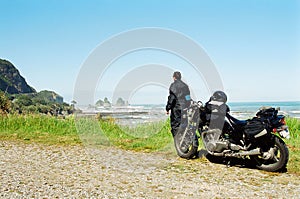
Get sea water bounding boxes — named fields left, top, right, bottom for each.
left=130, top=101, right=300, bottom=124
left=92, top=101, right=300, bottom=126
left=228, top=101, right=300, bottom=119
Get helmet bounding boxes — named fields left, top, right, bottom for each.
left=211, top=91, right=227, bottom=103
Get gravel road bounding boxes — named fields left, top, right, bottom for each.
left=1, top=141, right=299, bottom=198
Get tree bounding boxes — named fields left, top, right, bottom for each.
left=0, top=91, right=10, bottom=114
left=24, top=105, right=38, bottom=113
left=37, top=104, right=49, bottom=114
left=14, top=94, right=32, bottom=107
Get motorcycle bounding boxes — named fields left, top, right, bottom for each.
left=174, top=94, right=290, bottom=172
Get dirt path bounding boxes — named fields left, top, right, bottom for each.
left=1, top=141, right=299, bottom=198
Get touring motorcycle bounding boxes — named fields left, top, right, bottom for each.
left=174, top=91, right=290, bottom=172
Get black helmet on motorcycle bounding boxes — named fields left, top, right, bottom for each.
left=211, top=91, right=227, bottom=103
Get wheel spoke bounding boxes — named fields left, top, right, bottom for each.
left=273, top=156, right=279, bottom=162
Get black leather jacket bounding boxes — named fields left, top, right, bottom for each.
left=166, top=79, right=191, bottom=112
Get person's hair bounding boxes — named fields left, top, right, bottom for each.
left=173, top=71, right=181, bottom=80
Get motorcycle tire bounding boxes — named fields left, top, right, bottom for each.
left=174, top=132, right=198, bottom=159
left=251, top=136, right=289, bottom=172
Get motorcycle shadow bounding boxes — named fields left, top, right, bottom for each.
left=196, top=149, right=288, bottom=173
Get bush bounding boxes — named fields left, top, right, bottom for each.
left=0, top=91, right=10, bottom=114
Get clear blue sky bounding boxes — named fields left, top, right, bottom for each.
left=1, top=0, right=299, bottom=104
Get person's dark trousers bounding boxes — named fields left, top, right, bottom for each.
left=170, top=108, right=181, bottom=137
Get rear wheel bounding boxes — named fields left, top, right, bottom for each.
left=251, top=136, right=289, bottom=172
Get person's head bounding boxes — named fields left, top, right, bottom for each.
left=173, top=71, right=181, bottom=80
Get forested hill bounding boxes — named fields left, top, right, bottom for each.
left=0, top=59, right=36, bottom=94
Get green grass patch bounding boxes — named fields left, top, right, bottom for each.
left=62, top=115, right=173, bottom=151
left=0, top=114, right=81, bottom=145
left=80, top=118, right=173, bottom=152
left=286, top=117, right=300, bottom=175
left=0, top=114, right=173, bottom=151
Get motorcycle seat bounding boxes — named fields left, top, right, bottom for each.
left=227, top=114, right=247, bottom=126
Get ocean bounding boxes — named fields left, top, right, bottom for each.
left=84, top=101, right=300, bottom=126
left=128, top=101, right=300, bottom=125
left=228, top=101, right=300, bottom=119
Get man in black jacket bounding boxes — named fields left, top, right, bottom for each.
left=166, top=71, right=191, bottom=137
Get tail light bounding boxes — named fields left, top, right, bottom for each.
left=272, top=118, right=287, bottom=133
left=280, top=118, right=286, bottom=125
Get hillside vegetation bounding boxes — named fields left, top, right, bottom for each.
left=0, top=59, right=74, bottom=115
left=0, top=59, right=35, bottom=94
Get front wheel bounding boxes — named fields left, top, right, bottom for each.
left=251, top=136, right=289, bottom=172
left=174, top=130, right=198, bottom=159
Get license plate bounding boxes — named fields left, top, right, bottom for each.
left=279, top=129, right=290, bottom=139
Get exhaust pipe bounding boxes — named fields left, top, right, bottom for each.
left=208, top=148, right=261, bottom=157
left=226, top=148, right=261, bottom=157
left=209, top=150, right=230, bottom=156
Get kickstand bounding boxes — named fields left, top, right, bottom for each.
left=226, top=159, right=231, bottom=168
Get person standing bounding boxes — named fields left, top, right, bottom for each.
left=166, top=71, right=191, bottom=137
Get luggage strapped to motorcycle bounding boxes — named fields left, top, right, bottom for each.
left=244, top=117, right=266, bottom=139
left=256, top=107, right=278, bottom=118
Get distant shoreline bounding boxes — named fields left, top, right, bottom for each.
left=77, top=101, right=300, bottom=123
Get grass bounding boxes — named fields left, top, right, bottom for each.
left=0, top=114, right=299, bottom=174
left=285, top=117, right=300, bottom=174
left=76, top=117, right=173, bottom=152
left=0, top=114, right=173, bottom=150
left=0, top=114, right=80, bottom=145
